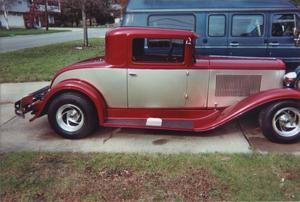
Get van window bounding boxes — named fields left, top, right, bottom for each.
left=132, top=38, right=185, bottom=63
left=209, top=15, right=226, bottom=37
left=148, top=15, right=195, bottom=31
left=232, top=15, right=264, bottom=37
left=272, top=14, right=295, bottom=37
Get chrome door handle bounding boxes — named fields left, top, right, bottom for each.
left=229, top=42, right=239, bottom=47
left=129, top=72, right=137, bottom=76
left=268, top=42, right=279, bottom=46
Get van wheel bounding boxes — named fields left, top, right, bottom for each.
left=294, top=76, right=300, bottom=89
left=48, top=92, right=98, bottom=139
left=259, top=101, right=300, bottom=144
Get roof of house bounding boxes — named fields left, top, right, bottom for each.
left=126, top=0, right=299, bottom=11
left=4, top=0, right=29, bottom=13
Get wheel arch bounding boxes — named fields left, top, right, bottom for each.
left=201, top=88, right=300, bottom=131
left=35, top=79, right=107, bottom=125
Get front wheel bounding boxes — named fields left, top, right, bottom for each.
left=48, top=92, right=98, bottom=139
left=259, top=101, right=300, bottom=144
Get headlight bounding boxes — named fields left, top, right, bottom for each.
left=283, top=72, right=297, bottom=88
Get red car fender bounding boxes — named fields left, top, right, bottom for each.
left=33, top=79, right=107, bottom=125
left=196, top=88, right=300, bottom=131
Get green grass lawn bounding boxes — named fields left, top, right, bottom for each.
left=0, top=38, right=104, bottom=83
left=0, top=152, right=299, bottom=201
left=0, top=28, right=70, bottom=37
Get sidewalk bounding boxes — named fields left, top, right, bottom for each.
left=0, top=82, right=251, bottom=153
left=1, top=82, right=299, bottom=154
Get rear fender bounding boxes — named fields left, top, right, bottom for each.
left=196, top=88, right=300, bottom=131
left=34, top=79, right=107, bottom=125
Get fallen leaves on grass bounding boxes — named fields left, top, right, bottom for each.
left=55, top=166, right=226, bottom=201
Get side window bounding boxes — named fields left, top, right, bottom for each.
left=148, top=15, right=195, bottom=31
left=132, top=38, right=185, bottom=63
left=272, top=14, right=295, bottom=37
left=208, top=15, right=226, bottom=37
left=232, top=15, right=264, bottom=37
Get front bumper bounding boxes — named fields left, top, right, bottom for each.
left=15, top=86, right=50, bottom=117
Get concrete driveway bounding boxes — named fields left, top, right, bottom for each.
left=0, top=82, right=299, bottom=154
left=0, top=28, right=109, bottom=53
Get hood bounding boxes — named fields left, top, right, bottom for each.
left=197, top=56, right=286, bottom=70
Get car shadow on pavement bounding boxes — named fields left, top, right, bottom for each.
left=239, top=111, right=300, bottom=153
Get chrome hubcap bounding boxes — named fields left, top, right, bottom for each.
left=272, top=107, right=300, bottom=137
left=56, top=104, right=84, bottom=132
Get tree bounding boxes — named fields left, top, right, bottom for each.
left=0, top=0, right=17, bottom=30
left=60, top=0, right=109, bottom=47
left=44, top=0, right=49, bottom=31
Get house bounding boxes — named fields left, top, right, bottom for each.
left=110, top=0, right=128, bottom=24
left=0, top=0, right=61, bottom=29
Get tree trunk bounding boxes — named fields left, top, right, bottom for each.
left=45, top=0, right=49, bottom=31
left=81, top=2, right=88, bottom=47
left=2, top=4, right=10, bottom=30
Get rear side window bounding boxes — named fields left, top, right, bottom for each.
left=208, top=15, right=226, bottom=37
left=148, top=15, right=195, bottom=31
left=232, top=15, right=264, bottom=37
left=132, top=38, right=185, bottom=63
left=272, top=14, right=295, bottom=37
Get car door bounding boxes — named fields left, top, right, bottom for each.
left=200, top=13, right=228, bottom=56
left=267, top=13, right=300, bottom=62
left=128, top=38, right=187, bottom=108
left=228, top=13, right=268, bottom=57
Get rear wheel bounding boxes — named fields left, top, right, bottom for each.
left=48, top=92, right=98, bottom=139
left=259, top=101, right=300, bottom=144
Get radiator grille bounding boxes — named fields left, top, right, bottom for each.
left=215, top=75, right=262, bottom=97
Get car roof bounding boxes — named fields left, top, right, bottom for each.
left=126, top=0, right=299, bottom=11
left=106, top=27, right=199, bottom=39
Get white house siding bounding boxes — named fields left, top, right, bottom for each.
left=0, top=13, right=25, bottom=28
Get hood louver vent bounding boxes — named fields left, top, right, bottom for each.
left=215, top=75, right=262, bottom=97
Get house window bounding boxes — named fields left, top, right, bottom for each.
left=132, top=38, right=185, bottom=63
left=148, top=15, right=195, bottom=31
left=208, top=15, right=226, bottom=37
left=232, top=15, right=264, bottom=37
left=272, top=14, right=295, bottom=37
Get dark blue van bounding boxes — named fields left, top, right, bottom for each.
left=122, top=0, right=300, bottom=71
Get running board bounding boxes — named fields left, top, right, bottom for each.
left=103, top=118, right=194, bottom=131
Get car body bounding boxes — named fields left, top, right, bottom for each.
left=15, top=27, right=300, bottom=143
left=122, top=0, right=300, bottom=71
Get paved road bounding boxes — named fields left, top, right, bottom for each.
left=0, top=28, right=109, bottom=53
left=1, top=82, right=299, bottom=154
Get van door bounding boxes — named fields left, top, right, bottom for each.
left=228, top=14, right=268, bottom=57
left=267, top=13, right=300, bottom=65
left=200, top=13, right=228, bottom=56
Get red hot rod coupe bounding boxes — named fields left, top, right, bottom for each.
left=15, top=27, right=300, bottom=143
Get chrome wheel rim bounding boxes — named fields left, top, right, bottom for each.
left=272, top=107, right=300, bottom=138
left=56, top=104, right=84, bottom=133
